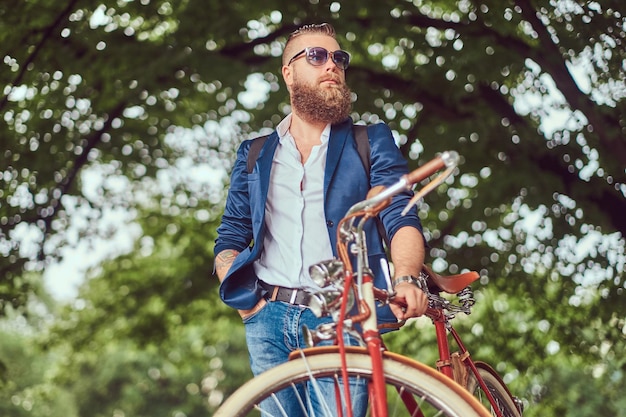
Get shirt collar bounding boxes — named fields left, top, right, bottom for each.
left=277, top=113, right=331, bottom=145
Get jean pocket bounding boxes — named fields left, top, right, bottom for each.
left=241, top=299, right=268, bottom=323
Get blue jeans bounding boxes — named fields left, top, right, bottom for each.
left=243, top=300, right=368, bottom=416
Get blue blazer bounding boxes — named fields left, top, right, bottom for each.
left=214, top=118, right=422, bottom=325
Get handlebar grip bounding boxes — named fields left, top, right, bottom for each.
left=403, top=151, right=459, bottom=185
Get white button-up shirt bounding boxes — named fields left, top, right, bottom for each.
left=253, top=114, right=334, bottom=290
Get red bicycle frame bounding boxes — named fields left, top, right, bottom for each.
left=429, top=308, right=506, bottom=417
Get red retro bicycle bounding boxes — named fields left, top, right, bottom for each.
left=214, top=151, right=523, bottom=417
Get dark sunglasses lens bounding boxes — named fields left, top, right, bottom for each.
left=305, top=47, right=350, bottom=69
left=332, top=51, right=350, bottom=69
left=306, top=47, right=329, bottom=65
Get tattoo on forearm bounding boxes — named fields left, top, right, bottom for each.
left=216, top=250, right=238, bottom=272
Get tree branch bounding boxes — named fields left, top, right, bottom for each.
left=37, top=100, right=129, bottom=261
left=0, top=0, right=81, bottom=113
left=515, top=0, right=626, bottom=183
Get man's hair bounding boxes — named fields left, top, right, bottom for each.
left=282, top=23, right=337, bottom=66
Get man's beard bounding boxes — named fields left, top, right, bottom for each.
left=291, top=75, right=352, bottom=125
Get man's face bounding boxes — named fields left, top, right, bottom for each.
left=283, top=34, right=352, bottom=124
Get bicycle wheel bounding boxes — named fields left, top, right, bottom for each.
left=466, top=362, right=522, bottom=417
left=214, top=348, right=491, bottom=417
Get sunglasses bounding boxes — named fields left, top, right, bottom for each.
left=288, top=46, right=351, bottom=70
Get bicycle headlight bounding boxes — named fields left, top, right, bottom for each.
left=309, top=259, right=345, bottom=287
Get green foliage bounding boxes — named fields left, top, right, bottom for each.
left=0, top=325, right=78, bottom=417
left=1, top=0, right=624, bottom=415
left=43, top=205, right=252, bottom=416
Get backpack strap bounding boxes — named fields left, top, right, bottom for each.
left=353, top=124, right=371, bottom=179
left=246, top=134, right=270, bottom=174
left=353, top=124, right=391, bottom=249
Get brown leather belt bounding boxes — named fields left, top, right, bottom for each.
left=260, top=282, right=311, bottom=306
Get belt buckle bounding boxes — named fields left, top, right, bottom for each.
left=289, top=289, right=298, bottom=304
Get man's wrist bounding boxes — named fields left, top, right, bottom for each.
left=392, top=274, right=427, bottom=291
left=392, top=275, right=418, bottom=288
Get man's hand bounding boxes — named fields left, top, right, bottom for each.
left=390, top=282, right=428, bottom=320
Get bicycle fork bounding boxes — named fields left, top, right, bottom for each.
left=361, top=275, right=388, bottom=417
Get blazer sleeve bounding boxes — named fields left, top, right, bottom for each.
left=214, top=140, right=254, bottom=255
left=367, top=123, right=422, bottom=241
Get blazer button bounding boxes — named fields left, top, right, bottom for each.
left=326, top=220, right=334, bottom=227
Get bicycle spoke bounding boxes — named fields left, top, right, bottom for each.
left=467, top=364, right=521, bottom=417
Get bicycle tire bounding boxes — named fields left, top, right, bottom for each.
left=466, top=362, right=522, bottom=417
left=214, top=348, right=492, bottom=417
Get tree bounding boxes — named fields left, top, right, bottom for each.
left=1, top=0, right=624, bottom=414
left=42, top=203, right=252, bottom=416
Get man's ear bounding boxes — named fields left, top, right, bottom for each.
left=282, top=65, right=293, bottom=90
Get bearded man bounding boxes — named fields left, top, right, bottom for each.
left=214, top=23, right=427, bottom=416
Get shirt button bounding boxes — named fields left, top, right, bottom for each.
left=326, top=220, right=334, bottom=227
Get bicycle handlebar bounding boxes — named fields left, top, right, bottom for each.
left=309, top=150, right=466, bottom=336
left=403, top=150, right=459, bottom=185
left=343, top=150, right=460, bottom=220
